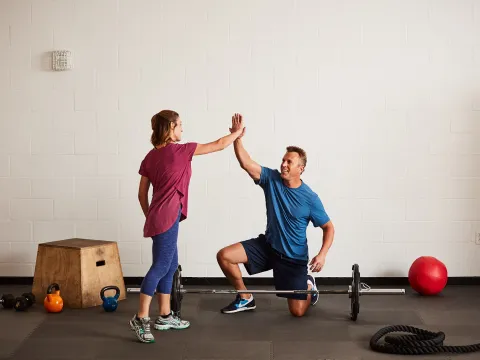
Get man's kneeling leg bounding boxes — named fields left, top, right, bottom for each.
left=288, top=299, right=310, bottom=317
left=272, top=250, right=319, bottom=317
left=287, top=280, right=313, bottom=317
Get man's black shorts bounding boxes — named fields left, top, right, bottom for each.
left=241, top=234, right=308, bottom=300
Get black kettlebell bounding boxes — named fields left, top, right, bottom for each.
left=100, top=286, right=120, bottom=312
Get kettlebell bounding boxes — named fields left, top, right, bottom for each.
left=100, top=285, right=120, bottom=312
left=44, top=283, right=64, bottom=313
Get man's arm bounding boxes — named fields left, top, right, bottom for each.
left=138, top=176, right=151, bottom=217
left=233, top=138, right=262, bottom=181
left=309, top=220, right=335, bottom=272
left=318, top=220, right=335, bottom=257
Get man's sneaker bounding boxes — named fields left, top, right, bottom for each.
left=154, top=312, right=190, bottom=330
left=307, top=274, right=319, bottom=306
left=129, top=314, right=155, bottom=343
left=221, top=294, right=256, bottom=314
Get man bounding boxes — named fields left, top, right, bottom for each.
left=216, top=113, right=335, bottom=317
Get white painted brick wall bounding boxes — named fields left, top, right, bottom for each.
left=33, top=220, right=74, bottom=244
left=0, top=0, right=480, bottom=278
left=31, top=178, right=74, bottom=199
left=10, top=242, right=37, bottom=264
left=75, top=221, right=119, bottom=242
left=74, top=131, right=118, bottom=155
left=117, top=242, right=142, bottom=264
left=0, top=243, right=10, bottom=263
left=0, top=221, right=32, bottom=243
left=54, top=198, right=97, bottom=220
left=10, top=155, right=98, bottom=177
left=11, top=199, right=54, bottom=221
left=31, top=131, right=75, bottom=155
left=75, top=178, right=119, bottom=199
left=0, top=201, right=10, bottom=221
left=0, top=156, right=9, bottom=177
left=0, top=178, right=30, bottom=199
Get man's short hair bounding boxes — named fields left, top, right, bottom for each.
left=286, top=146, right=307, bottom=168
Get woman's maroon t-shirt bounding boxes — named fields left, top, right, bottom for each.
left=138, top=142, right=198, bottom=237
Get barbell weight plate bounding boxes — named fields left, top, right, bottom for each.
left=177, top=265, right=183, bottom=304
left=350, top=264, right=360, bottom=321
left=170, top=265, right=182, bottom=317
left=1, top=294, right=15, bottom=309
left=177, top=264, right=183, bottom=304
left=22, top=292, right=36, bottom=307
left=14, top=297, right=28, bottom=311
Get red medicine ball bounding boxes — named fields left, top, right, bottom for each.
left=408, top=256, right=448, bottom=296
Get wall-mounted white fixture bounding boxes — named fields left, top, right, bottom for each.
left=52, top=50, right=73, bottom=71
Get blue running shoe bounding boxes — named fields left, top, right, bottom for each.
left=307, top=275, right=319, bottom=306
left=221, top=294, right=256, bottom=314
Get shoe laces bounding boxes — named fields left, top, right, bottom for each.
left=171, top=314, right=181, bottom=323
left=141, top=318, right=151, bottom=331
left=233, top=296, right=245, bottom=305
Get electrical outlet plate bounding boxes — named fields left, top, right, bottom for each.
left=52, top=50, right=73, bottom=71
left=476, top=232, right=480, bottom=245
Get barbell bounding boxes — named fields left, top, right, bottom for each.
left=127, top=263, right=406, bottom=321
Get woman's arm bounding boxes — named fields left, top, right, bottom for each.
left=138, top=176, right=151, bottom=217
left=193, top=127, right=244, bottom=156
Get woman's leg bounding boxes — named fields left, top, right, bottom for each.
left=136, top=231, right=176, bottom=317
left=139, top=215, right=179, bottom=308
left=154, top=244, right=189, bottom=330
left=130, top=215, right=180, bottom=343
left=156, top=244, right=178, bottom=316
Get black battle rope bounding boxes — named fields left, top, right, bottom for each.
left=370, top=325, right=480, bottom=355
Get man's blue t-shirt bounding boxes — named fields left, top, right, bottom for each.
left=254, top=166, right=330, bottom=261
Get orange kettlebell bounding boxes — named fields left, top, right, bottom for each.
left=44, top=283, right=64, bottom=313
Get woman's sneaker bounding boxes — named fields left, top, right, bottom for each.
left=307, top=274, right=319, bottom=306
left=154, top=311, right=190, bottom=330
left=129, top=314, right=155, bottom=343
left=221, top=294, right=256, bottom=314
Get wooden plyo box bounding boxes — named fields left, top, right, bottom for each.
left=32, top=238, right=127, bottom=309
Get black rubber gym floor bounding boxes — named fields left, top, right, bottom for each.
left=1, top=284, right=480, bottom=359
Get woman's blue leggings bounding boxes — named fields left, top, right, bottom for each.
left=140, top=209, right=180, bottom=297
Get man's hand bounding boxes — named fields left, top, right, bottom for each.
left=309, top=253, right=326, bottom=272
left=230, top=113, right=246, bottom=138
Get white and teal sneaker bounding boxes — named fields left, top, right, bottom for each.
left=154, top=312, right=190, bottom=330
left=307, top=274, right=319, bottom=306
left=221, top=294, right=256, bottom=314
left=129, top=314, right=155, bottom=343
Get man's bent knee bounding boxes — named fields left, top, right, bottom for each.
left=288, top=299, right=309, bottom=317
left=216, top=248, right=225, bottom=263
left=216, top=248, right=231, bottom=265
left=290, top=308, right=306, bottom=317
left=216, top=243, right=248, bottom=265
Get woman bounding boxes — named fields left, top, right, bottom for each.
left=130, top=110, right=244, bottom=343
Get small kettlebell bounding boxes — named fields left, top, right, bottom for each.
left=44, top=283, right=64, bottom=313
left=100, top=286, right=120, bottom=312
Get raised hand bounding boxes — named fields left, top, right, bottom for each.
left=229, top=113, right=246, bottom=138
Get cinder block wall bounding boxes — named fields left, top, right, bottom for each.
left=1, top=0, right=479, bottom=278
